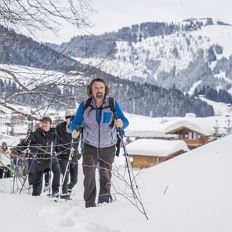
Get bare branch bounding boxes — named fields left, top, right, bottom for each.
left=0, top=0, right=93, bottom=33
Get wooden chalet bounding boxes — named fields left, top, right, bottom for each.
left=165, top=120, right=210, bottom=149
left=11, top=113, right=28, bottom=124
left=126, top=139, right=189, bottom=169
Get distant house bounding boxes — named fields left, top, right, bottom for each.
left=165, top=120, right=210, bottom=149
left=11, top=113, right=28, bottom=125
left=126, top=139, right=189, bottom=169
left=125, top=130, right=176, bottom=144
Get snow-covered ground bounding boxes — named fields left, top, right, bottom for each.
left=1, top=62, right=232, bottom=231
left=125, top=113, right=232, bottom=137
left=200, top=96, right=232, bottom=116
left=75, top=23, right=232, bottom=86
left=1, top=131, right=232, bottom=232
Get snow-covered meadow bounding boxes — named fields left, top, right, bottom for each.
left=0, top=127, right=232, bottom=232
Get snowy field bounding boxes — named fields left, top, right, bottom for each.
left=0, top=133, right=232, bottom=232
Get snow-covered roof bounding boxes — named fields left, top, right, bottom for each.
left=126, top=113, right=231, bottom=137
left=125, top=130, right=172, bottom=138
left=165, top=120, right=212, bottom=136
left=126, top=139, right=189, bottom=157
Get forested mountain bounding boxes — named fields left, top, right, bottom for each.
left=0, top=66, right=214, bottom=117
left=49, top=18, right=232, bottom=103
left=194, top=86, right=232, bottom=104
left=0, top=25, right=214, bottom=117
left=0, top=25, right=85, bottom=72
left=48, top=18, right=215, bottom=59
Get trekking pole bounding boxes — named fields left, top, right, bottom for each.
left=19, top=156, right=35, bottom=194
left=58, top=138, right=75, bottom=202
left=114, top=113, right=136, bottom=198
left=19, top=139, right=33, bottom=194
left=114, top=113, right=149, bottom=220
left=17, top=132, right=33, bottom=194
left=12, top=158, right=20, bottom=193
left=120, top=131, right=149, bottom=220
left=120, top=134, right=137, bottom=199
left=48, top=139, right=54, bottom=197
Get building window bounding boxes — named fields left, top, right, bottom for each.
left=193, top=132, right=197, bottom=140
left=188, top=132, right=193, bottom=139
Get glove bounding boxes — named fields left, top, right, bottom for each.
left=72, top=130, right=80, bottom=139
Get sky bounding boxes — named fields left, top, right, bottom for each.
left=0, top=126, right=232, bottom=232
left=35, top=0, right=232, bottom=44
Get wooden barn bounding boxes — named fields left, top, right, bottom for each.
left=165, top=120, right=210, bottom=149
left=126, top=139, right=189, bottom=169
left=11, top=113, right=28, bottom=125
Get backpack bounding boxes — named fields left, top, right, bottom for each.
left=83, top=97, right=121, bottom=156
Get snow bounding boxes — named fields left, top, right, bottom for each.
left=126, top=139, right=189, bottom=157
left=0, top=64, right=87, bottom=91
left=1, top=130, right=232, bottom=231
left=191, top=24, right=232, bottom=58
left=125, top=113, right=232, bottom=137
left=188, top=80, right=202, bottom=95
left=200, top=96, right=232, bottom=116
left=215, top=71, right=232, bottom=85
left=165, top=120, right=212, bottom=135
left=75, top=23, right=232, bottom=93
left=1, top=63, right=232, bottom=230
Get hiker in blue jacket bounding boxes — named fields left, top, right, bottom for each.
left=70, top=78, right=129, bottom=208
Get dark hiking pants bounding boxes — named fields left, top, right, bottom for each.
left=32, top=158, right=60, bottom=196
left=82, top=143, right=115, bottom=207
left=44, top=168, right=50, bottom=186
left=59, top=156, right=78, bottom=194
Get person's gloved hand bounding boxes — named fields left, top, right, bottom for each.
left=72, top=130, right=80, bottom=139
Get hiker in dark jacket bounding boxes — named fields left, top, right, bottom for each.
left=70, top=78, right=129, bottom=208
left=56, top=109, right=79, bottom=198
left=28, top=116, right=60, bottom=196
left=12, top=127, right=50, bottom=190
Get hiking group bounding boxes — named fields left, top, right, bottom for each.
left=0, top=78, right=129, bottom=208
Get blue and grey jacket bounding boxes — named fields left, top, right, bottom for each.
left=70, top=96, right=129, bottom=149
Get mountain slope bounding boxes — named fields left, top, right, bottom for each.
left=0, top=25, right=214, bottom=117
left=0, top=64, right=214, bottom=117
left=0, top=25, right=85, bottom=72
left=52, top=18, right=232, bottom=98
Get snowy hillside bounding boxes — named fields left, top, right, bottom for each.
left=0, top=64, right=87, bottom=90
left=1, top=131, right=232, bottom=232
left=199, top=96, right=232, bottom=116
left=75, top=20, right=232, bottom=94
left=0, top=63, right=215, bottom=117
